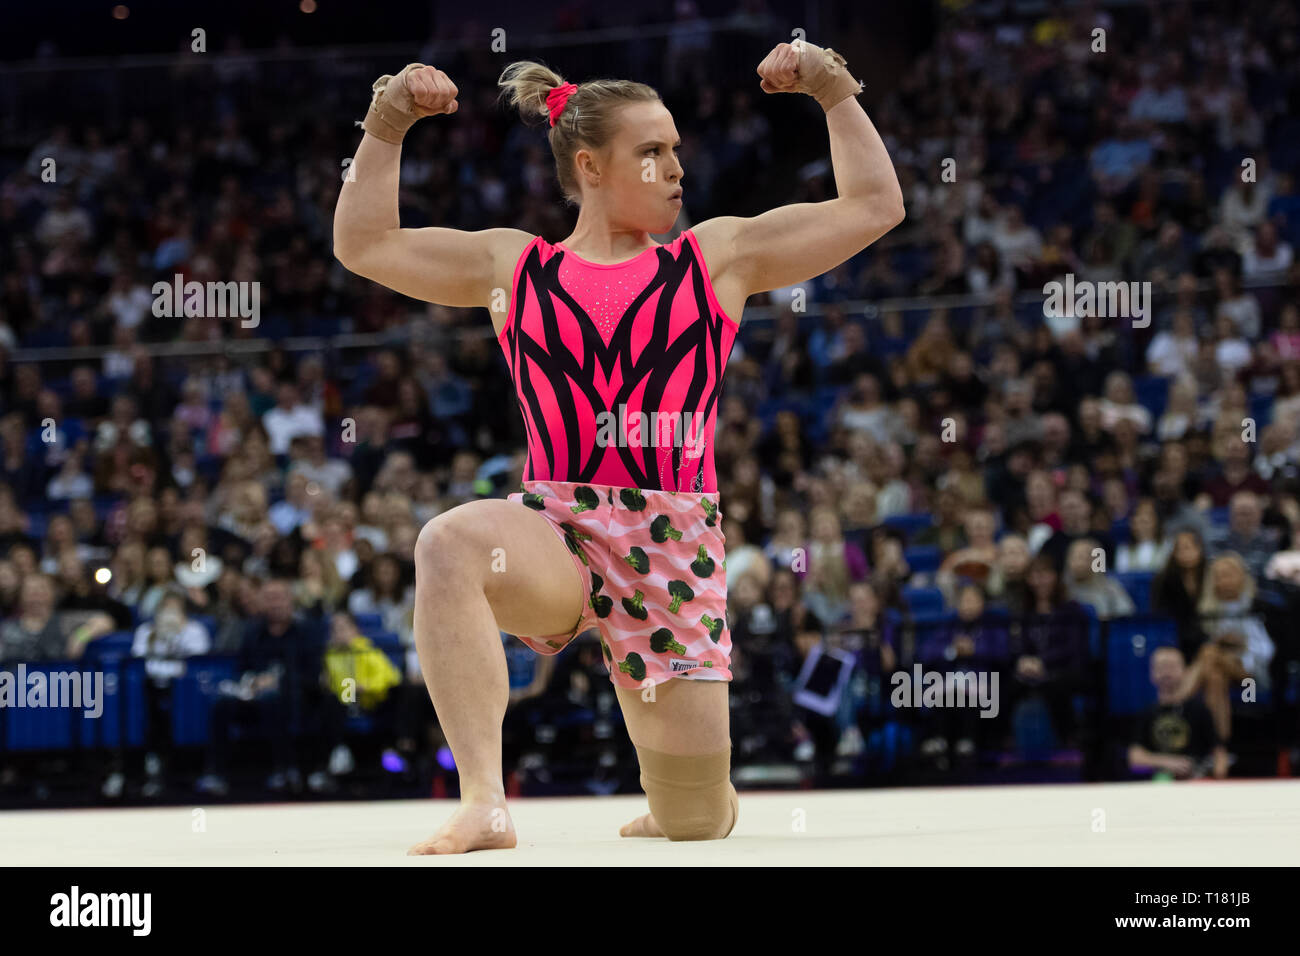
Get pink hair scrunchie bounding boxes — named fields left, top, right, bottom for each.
left=546, top=82, right=578, bottom=127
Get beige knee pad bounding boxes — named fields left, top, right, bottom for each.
left=636, top=746, right=739, bottom=841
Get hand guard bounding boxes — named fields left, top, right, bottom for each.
left=794, top=40, right=863, bottom=112
left=361, top=62, right=429, bottom=144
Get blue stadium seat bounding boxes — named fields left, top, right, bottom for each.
left=1115, top=571, right=1155, bottom=613
left=82, top=631, right=136, bottom=660
left=902, top=587, right=945, bottom=614
left=79, top=656, right=147, bottom=750
left=1106, top=615, right=1180, bottom=716
left=1134, top=375, right=1170, bottom=420
left=903, top=545, right=943, bottom=575
left=1249, top=394, right=1273, bottom=428
left=2, top=662, right=78, bottom=751
left=365, top=631, right=406, bottom=672
left=171, top=655, right=239, bottom=747
left=881, top=513, right=933, bottom=541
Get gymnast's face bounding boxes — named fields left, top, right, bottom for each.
left=593, top=100, right=684, bottom=233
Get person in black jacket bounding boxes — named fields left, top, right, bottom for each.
left=1007, top=554, right=1093, bottom=752
left=1150, top=526, right=1209, bottom=659
left=198, top=577, right=325, bottom=795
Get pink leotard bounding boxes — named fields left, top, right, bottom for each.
left=496, top=229, right=740, bottom=493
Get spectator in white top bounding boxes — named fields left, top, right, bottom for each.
left=287, top=434, right=352, bottom=497
left=1116, top=498, right=1172, bottom=573
left=269, top=471, right=316, bottom=535
left=131, top=589, right=211, bottom=682
left=1212, top=268, right=1261, bottom=340
left=837, top=374, right=893, bottom=445
left=1156, top=376, right=1200, bottom=442
left=1211, top=314, right=1253, bottom=376
left=1241, top=222, right=1294, bottom=284
left=991, top=204, right=1043, bottom=277
left=1098, top=371, right=1152, bottom=434
left=34, top=192, right=93, bottom=248
left=262, top=382, right=324, bottom=456
left=99, top=270, right=154, bottom=330
left=1218, top=178, right=1271, bottom=249
left=1146, top=308, right=1200, bottom=379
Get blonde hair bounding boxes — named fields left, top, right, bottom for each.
left=496, top=60, right=660, bottom=207
left=1198, top=551, right=1256, bottom=613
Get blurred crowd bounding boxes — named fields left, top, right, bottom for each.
left=2, top=0, right=1300, bottom=800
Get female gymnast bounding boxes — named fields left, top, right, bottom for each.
left=333, top=39, right=904, bottom=853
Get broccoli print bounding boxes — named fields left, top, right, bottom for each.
left=600, top=639, right=612, bottom=662
left=561, top=523, right=592, bottom=565
left=623, top=546, right=650, bottom=574
left=545, top=639, right=565, bottom=649
left=650, top=515, right=683, bottom=542
left=522, top=492, right=547, bottom=510
left=667, top=580, right=695, bottom=614
left=619, top=488, right=647, bottom=511
left=618, top=652, right=647, bottom=681
left=700, top=614, right=724, bottom=643
left=621, top=589, right=649, bottom=621
left=570, top=486, right=600, bottom=513
left=649, top=628, right=687, bottom=655
left=701, top=499, right=717, bottom=526
left=589, top=571, right=613, bottom=618
left=690, top=545, right=715, bottom=578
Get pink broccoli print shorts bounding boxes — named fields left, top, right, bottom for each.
left=505, top=479, right=732, bottom=689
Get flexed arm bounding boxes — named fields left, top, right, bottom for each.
left=334, top=64, right=527, bottom=308
left=698, top=41, right=905, bottom=296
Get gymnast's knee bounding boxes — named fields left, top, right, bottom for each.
left=636, top=745, right=739, bottom=842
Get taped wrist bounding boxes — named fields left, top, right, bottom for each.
left=796, top=41, right=863, bottom=112
left=362, top=63, right=427, bottom=144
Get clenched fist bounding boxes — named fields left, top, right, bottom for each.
left=756, top=41, right=802, bottom=95
left=362, top=63, right=458, bottom=144
left=756, top=39, right=863, bottom=112
left=403, top=65, right=460, bottom=117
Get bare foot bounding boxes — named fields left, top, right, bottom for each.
left=407, top=800, right=518, bottom=855
left=619, top=811, right=665, bottom=838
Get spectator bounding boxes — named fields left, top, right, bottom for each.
left=1062, top=537, right=1135, bottom=619
left=115, top=589, right=211, bottom=798
left=199, top=578, right=325, bottom=795
left=798, top=506, right=868, bottom=625
left=1008, top=555, right=1091, bottom=752
left=1240, top=222, right=1294, bottom=284
left=1116, top=497, right=1171, bottom=573
left=1146, top=310, right=1200, bottom=380
left=1152, top=526, right=1211, bottom=659
left=1128, top=646, right=1229, bottom=779
left=346, top=552, right=414, bottom=641
left=1186, top=553, right=1276, bottom=744
left=262, top=382, right=324, bottom=456
left=1207, top=491, right=1282, bottom=582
